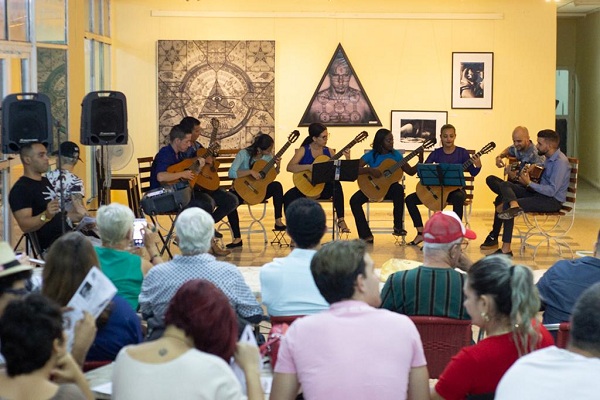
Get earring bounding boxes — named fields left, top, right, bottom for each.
left=480, top=312, right=490, bottom=322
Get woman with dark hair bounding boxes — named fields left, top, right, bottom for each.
left=113, top=279, right=262, bottom=400
left=350, top=128, right=421, bottom=242
left=431, top=256, right=554, bottom=399
left=0, top=294, right=94, bottom=400
left=284, top=123, right=351, bottom=233
left=42, top=232, right=143, bottom=363
left=226, top=133, right=286, bottom=248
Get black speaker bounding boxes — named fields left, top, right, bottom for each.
left=1, top=93, right=53, bottom=154
left=81, top=91, right=128, bottom=145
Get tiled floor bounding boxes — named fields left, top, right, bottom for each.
left=158, top=180, right=600, bottom=272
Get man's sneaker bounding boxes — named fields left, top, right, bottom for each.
left=480, top=234, right=499, bottom=249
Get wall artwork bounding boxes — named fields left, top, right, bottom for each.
left=37, top=47, right=68, bottom=148
left=391, top=110, right=447, bottom=151
left=157, top=40, right=275, bottom=148
left=299, top=43, right=381, bottom=127
left=451, top=52, right=494, bottom=109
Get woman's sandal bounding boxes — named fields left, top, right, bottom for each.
left=337, top=219, right=351, bottom=234
left=408, top=234, right=424, bottom=246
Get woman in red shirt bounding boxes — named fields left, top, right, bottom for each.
left=432, top=256, right=554, bottom=400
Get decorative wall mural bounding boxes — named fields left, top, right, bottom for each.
left=157, top=40, right=275, bottom=149
left=37, top=47, right=68, bottom=147
left=299, top=43, right=381, bottom=127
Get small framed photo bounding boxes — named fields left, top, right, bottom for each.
left=451, top=52, right=494, bottom=109
left=391, top=110, right=447, bottom=151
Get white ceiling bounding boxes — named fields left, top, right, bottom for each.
left=557, top=0, right=600, bottom=17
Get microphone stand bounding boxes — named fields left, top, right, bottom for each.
left=54, top=119, right=68, bottom=234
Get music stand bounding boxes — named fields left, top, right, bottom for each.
left=312, top=159, right=360, bottom=241
left=417, top=163, right=465, bottom=211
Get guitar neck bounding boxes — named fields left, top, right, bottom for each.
left=261, top=141, right=293, bottom=173
left=462, top=149, right=485, bottom=171
left=386, top=146, right=423, bottom=174
left=332, top=140, right=358, bottom=160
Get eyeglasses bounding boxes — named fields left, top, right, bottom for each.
left=3, top=287, right=29, bottom=297
left=461, top=240, right=470, bottom=250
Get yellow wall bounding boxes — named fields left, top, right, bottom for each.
left=111, top=0, right=557, bottom=210
left=573, top=12, right=600, bottom=188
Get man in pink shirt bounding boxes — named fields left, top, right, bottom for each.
left=270, top=240, right=429, bottom=400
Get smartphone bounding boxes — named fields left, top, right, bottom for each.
left=133, top=218, right=148, bottom=247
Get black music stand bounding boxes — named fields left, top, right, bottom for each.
left=312, top=159, right=360, bottom=241
left=417, top=163, right=465, bottom=211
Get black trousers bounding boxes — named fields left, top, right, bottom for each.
left=405, top=188, right=465, bottom=229
left=498, top=181, right=562, bottom=243
left=227, top=181, right=284, bottom=239
left=192, top=188, right=238, bottom=223
left=350, top=182, right=404, bottom=239
left=283, top=181, right=345, bottom=219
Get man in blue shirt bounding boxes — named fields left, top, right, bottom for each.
left=496, top=129, right=571, bottom=255
left=537, top=232, right=600, bottom=324
left=481, top=126, right=544, bottom=250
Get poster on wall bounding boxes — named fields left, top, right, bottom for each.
left=390, top=110, right=446, bottom=151
left=157, top=40, right=275, bottom=149
left=299, top=43, right=381, bottom=127
left=451, top=52, right=494, bottom=109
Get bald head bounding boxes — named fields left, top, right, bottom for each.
left=512, top=126, right=530, bottom=152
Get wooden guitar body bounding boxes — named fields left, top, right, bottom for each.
left=292, top=154, right=330, bottom=199
left=166, top=148, right=221, bottom=191
left=415, top=183, right=462, bottom=211
left=357, top=158, right=404, bottom=202
left=233, top=159, right=278, bottom=205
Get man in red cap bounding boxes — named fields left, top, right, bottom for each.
left=380, top=211, right=475, bottom=319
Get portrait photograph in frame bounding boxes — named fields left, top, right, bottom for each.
left=451, top=52, right=494, bottom=109
left=391, top=110, right=447, bottom=151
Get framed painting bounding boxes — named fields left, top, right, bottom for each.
left=391, top=110, right=447, bottom=151
left=451, top=52, right=494, bottom=109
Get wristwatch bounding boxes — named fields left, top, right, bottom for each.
left=40, top=211, right=49, bottom=222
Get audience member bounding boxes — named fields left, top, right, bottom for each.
left=46, top=141, right=89, bottom=224
left=537, top=231, right=600, bottom=324
left=496, top=282, right=600, bottom=399
left=9, top=142, right=64, bottom=253
left=271, top=240, right=429, bottom=400
left=381, top=211, right=474, bottom=319
left=0, top=294, right=94, bottom=400
left=95, top=203, right=162, bottom=310
left=139, top=207, right=263, bottom=340
left=113, top=279, right=262, bottom=400
left=432, top=256, right=554, bottom=400
left=260, top=198, right=328, bottom=317
left=0, top=242, right=33, bottom=317
left=42, top=232, right=142, bottom=362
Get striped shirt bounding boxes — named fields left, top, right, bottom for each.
left=380, top=266, right=470, bottom=319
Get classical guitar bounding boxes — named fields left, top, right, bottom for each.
left=166, top=118, right=222, bottom=191
left=509, top=162, right=544, bottom=183
left=415, top=142, right=496, bottom=211
left=233, top=130, right=301, bottom=205
left=293, top=131, right=369, bottom=198
left=358, top=139, right=436, bottom=202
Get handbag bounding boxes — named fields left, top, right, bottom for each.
left=259, top=322, right=289, bottom=369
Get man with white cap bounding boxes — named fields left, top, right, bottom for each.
left=46, top=141, right=88, bottom=224
left=381, top=211, right=475, bottom=319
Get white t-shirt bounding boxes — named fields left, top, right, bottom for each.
left=496, top=346, right=600, bottom=399
left=112, top=347, right=246, bottom=400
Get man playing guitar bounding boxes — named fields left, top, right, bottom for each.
left=284, top=123, right=352, bottom=234
left=481, top=126, right=544, bottom=250
left=350, top=128, right=422, bottom=243
left=405, top=124, right=481, bottom=246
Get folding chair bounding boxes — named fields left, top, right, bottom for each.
left=543, top=322, right=571, bottom=349
left=13, top=232, right=44, bottom=259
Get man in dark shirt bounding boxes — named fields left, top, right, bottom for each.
left=9, top=142, right=65, bottom=253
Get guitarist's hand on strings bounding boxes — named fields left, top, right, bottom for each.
left=205, top=156, right=214, bottom=166
left=472, top=154, right=482, bottom=168
left=368, top=168, right=383, bottom=178
left=180, top=170, right=195, bottom=181
left=518, top=169, right=531, bottom=187
left=250, top=170, right=262, bottom=180
left=343, top=149, right=351, bottom=159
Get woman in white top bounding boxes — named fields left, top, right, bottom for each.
left=112, top=279, right=262, bottom=400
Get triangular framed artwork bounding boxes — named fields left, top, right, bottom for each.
left=299, top=43, right=381, bottom=127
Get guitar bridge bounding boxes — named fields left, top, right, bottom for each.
left=368, top=177, right=380, bottom=190
left=426, top=186, right=439, bottom=200
left=244, top=180, right=258, bottom=194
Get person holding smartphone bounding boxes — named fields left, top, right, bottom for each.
left=95, top=203, right=163, bottom=310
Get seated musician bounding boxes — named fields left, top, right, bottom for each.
left=481, top=126, right=544, bottom=251
left=405, top=124, right=481, bottom=245
left=225, top=133, right=286, bottom=249
left=283, top=123, right=351, bottom=234
left=9, top=142, right=65, bottom=254
left=495, top=129, right=571, bottom=256
left=350, top=128, right=422, bottom=243
left=149, top=124, right=234, bottom=256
